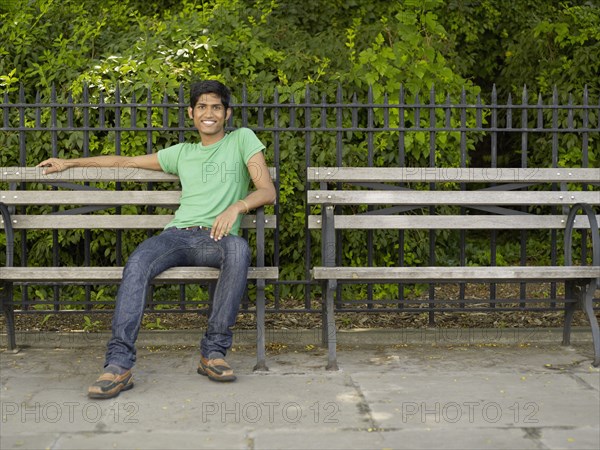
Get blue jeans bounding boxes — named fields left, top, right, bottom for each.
left=105, top=227, right=251, bottom=370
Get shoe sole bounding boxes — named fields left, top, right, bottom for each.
left=197, top=365, right=236, bottom=382
left=88, top=377, right=134, bottom=399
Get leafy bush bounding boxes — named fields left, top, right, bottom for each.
left=1, top=0, right=597, bottom=303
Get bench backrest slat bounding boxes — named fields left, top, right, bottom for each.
left=1, top=190, right=181, bottom=205
left=307, top=167, right=600, bottom=183
left=1, top=214, right=277, bottom=230
left=307, top=214, right=600, bottom=230
left=1, top=166, right=278, bottom=183
left=307, top=190, right=600, bottom=206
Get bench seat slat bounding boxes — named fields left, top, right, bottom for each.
left=1, top=215, right=277, bottom=229
left=307, top=190, right=600, bottom=206
left=307, top=167, right=600, bottom=183
left=312, top=266, right=600, bottom=282
left=0, top=266, right=278, bottom=282
left=307, top=215, right=600, bottom=229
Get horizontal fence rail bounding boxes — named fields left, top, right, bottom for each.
left=1, top=83, right=599, bottom=320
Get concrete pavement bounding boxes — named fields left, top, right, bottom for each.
left=1, top=328, right=599, bottom=449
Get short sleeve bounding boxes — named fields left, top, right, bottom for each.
left=157, top=144, right=185, bottom=175
left=238, top=128, right=266, bottom=164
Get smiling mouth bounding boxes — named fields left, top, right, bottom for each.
left=202, top=120, right=217, bottom=125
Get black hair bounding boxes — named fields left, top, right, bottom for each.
left=189, top=80, right=231, bottom=110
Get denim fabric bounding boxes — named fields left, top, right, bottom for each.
left=105, top=227, right=251, bottom=369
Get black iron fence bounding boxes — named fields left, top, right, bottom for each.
left=1, top=84, right=598, bottom=318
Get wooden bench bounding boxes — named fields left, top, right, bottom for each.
left=0, top=166, right=278, bottom=371
left=308, top=167, right=600, bottom=370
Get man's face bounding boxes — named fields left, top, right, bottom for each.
left=188, top=93, right=231, bottom=143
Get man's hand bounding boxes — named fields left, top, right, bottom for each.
left=211, top=203, right=244, bottom=241
left=37, top=158, right=70, bottom=175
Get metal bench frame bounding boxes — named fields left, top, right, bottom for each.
left=308, top=167, right=600, bottom=370
left=0, top=166, right=278, bottom=371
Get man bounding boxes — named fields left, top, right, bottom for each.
left=37, top=80, right=276, bottom=399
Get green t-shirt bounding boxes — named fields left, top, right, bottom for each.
left=157, top=127, right=265, bottom=235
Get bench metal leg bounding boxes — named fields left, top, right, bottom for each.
left=2, top=307, right=17, bottom=351
left=580, top=280, right=600, bottom=367
left=321, top=282, right=328, bottom=346
left=253, top=280, right=268, bottom=372
left=562, top=281, right=577, bottom=346
left=1, top=282, right=17, bottom=351
left=324, top=280, right=338, bottom=371
left=562, top=280, right=600, bottom=366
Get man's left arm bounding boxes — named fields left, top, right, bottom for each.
left=210, top=151, right=276, bottom=240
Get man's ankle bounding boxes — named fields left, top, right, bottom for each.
left=208, top=352, right=225, bottom=360
left=104, top=364, right=128, bottom=375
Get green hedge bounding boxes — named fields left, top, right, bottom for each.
left=1, top=0, right=597, bottom=301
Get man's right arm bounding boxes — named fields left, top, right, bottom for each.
left=37, top=153, right=162, bottom=175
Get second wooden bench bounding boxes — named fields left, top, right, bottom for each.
left=308, top=167, right=600, bottom=370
